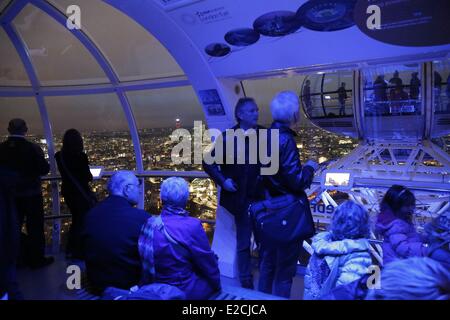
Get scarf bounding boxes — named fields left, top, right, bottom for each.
left=138, top=205, right=188, bottom=283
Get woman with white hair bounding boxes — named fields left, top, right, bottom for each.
left=257, top=91, right=319, bottom=298
left=139, top=177, right=221, bottom=299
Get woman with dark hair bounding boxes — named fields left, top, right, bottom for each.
left=55, top=129, right=95, bottom=260
left=376, top=185, right=427, bottom=265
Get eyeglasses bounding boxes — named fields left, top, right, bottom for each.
left=126, top=180, right=142, bottom=189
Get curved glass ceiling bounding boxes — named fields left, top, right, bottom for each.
left=0, top=27, right=31, bottom=86
left=48, top=0, right=184, bottom=82
left=0, top=0, right=185, bottom=88
left=0, top=0, right=12, bottom=14
left=13, top=3, right=109, bottom=86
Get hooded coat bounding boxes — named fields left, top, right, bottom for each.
left=304, top=232, right=372, bottom=300
left=375, top=209, right=427, bottom=265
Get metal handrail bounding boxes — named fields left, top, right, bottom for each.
left=43, top=212, right=216, bottom=225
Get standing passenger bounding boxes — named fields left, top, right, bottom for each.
left=0, top=165, right=22, bottom=299
left=337, top=82, right=348, bottom=116
left=55, top=129, right=95, bottom=260
left=203, top=98, right=264, bottom=289
left=0, top=119, right=52, bottom=268
left=258, top=91, right=318, bottom=298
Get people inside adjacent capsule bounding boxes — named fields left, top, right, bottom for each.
left=138, top=177, right=221, bottom=300
left=373, top=75, right=388, bottom=103
left=302, top=80, right=313, bottom=116
left=202, top=97, right=264, bottom=289
left=55, top=129, right=95, bottom=261
left=82, top=171, right=149, bottom=293
left=304, top=201, right=372, bottom=300
left=0, top=119, right=53, bottom=269
left=338, top=82, right=348, bottom=116
left=258, top=91, right=318, bottom=298
left=375, top=185, right=428, bottom=265
left=388, top=70, right=403, bottom=87
left=409, top=72, right=421, bottom=100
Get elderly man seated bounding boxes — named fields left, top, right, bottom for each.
left=139, top=177, right=221, bottom=300
left=82, top=171, right=149, bottom=292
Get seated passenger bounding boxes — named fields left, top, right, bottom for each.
left=367, top=257, right=450, bottom=300
left=138, top=177, right=221, bottom=300
left=304, top=201, right=372, bottom=300
left=82, top=171, right=149, bottom=292
left=376, top=185, right=427, bottom=265
left=424, top=210, right=450, bottom=270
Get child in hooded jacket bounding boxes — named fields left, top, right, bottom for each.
left=304, top=201, right=373, bottom=300
left=376, top=185, right=427, bottom=265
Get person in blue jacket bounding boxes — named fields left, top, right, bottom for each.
left=139, top=177, right=221, bottom=299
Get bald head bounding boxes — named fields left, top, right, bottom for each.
left=107, top=170, right=141, bottom=205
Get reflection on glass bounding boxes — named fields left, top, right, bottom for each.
left=0, top=27, right=31, bottom=86
left=48, top=0, right=184, bottom=81
left=13, top=4, right=108, bottom=85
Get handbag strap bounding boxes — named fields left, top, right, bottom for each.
left=155, top=216, right=190, bottom=257
left=319, top=256, right=342, bottom=297
left=59, top=152, right=93, bottom=204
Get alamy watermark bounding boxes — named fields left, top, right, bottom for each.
left=169, top=121, right=280, bottom=175
left=66, top=264, right=81, bottom=290
left=66, top=5, right=81, bottom=30
left=366, top=5, right=381, bottom=30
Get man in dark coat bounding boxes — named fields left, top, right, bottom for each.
left=0, top=165, right=22, bottom=299
left=0, top=119, right=52, bottom=268
left=82, top=171, right=149, bottom=292
left=203, top=97, right=264, bottom=289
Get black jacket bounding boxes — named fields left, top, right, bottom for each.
left=0, top=136, right=49, bottom=196
left=202, top=125, right=265, bottom=215
left=263, top=121, right=315, bottom=198
left=82, top=195, right=150, bottom=291
left=55, top=151, right=93, bottom=197
left=0, top=166, right=20, bottom=296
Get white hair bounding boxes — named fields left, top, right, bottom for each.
left=270, top=91, right=300, bottom=123
left=107, top=170, right=136, bottom=195
left=368, top=257, right=450, bottom=300
left=160, top=177, right=190, bottom=207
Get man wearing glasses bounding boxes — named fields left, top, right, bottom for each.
left=82, top=171, right=149, bottom=294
